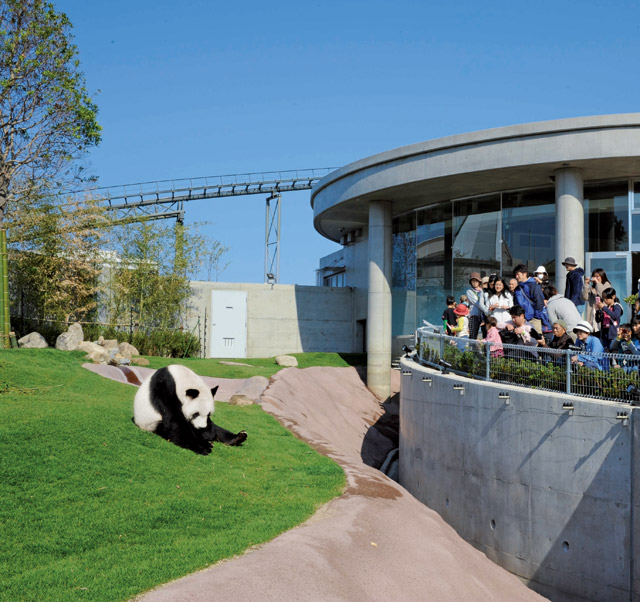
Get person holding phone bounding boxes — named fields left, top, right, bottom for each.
left=582, top=268, right=610, bottom=336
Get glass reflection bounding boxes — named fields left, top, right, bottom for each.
left=584, top=183, right=628, bottom=252
left=502, top=189, right=555, bottom=283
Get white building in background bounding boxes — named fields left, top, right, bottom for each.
left=311, top=114, right=640, bottom=398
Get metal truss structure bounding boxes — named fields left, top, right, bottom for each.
left=71, top=168, right=336, bottom=283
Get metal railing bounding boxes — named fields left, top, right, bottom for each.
left=416, top=327, right=640, bottom=403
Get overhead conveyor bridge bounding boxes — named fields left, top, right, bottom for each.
left=74, top=168, right=336, bottom=223
left=72, top=167, right=337, bottom=283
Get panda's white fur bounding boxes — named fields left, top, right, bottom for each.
left=133, top=364, right=247, bottom=454
left=133, top=364, right=214, bottom=432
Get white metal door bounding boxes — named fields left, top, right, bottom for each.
left=210, top=291, right=247, bottom=358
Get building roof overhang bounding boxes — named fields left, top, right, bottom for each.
left=311, top=113, right=640, bottom=242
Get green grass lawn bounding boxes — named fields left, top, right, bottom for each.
left=144, top=351, right=366, bottom=379
left=0, top=349, right=346, bottom=602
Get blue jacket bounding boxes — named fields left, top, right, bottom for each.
left=576, top=335, right=605, bottom=370
left=565, top=267, right=585, bottom=306
left=514, top=278, right=549, bottom=328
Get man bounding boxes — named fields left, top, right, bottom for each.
left=503, top=305, right=541, bottom=346
left=508, top=278, right=518, bottom=295
left=513, top=264, right=549, bottom=334
left=562, top=256, right=585, bottom=312
left=544, top=285, right=582, bottom=341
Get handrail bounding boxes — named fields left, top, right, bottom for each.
left=416, top=327, right=640, bottom=404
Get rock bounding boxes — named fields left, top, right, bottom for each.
left=119, top=341, right=140, bottom=358
left=108, top=351, right=131, bottom=366
left=131, top=357, right=150, bottom=366
left=97, top=335, right=105, bottom=345
left=55, top=322, right=84, bottom=351
left=17, top=332, right=48, bottom=349
left=229, top=394, right=255, bottom=406
left=85, top=350, right=108, bottom=364
left=102, top=339, right=119, bottom=350
left=275, top=354, right=298, bottom=367
left=235, top=375, right=269, bottom=400
left=78, top=341, right=105, bottom=354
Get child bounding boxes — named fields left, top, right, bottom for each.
left=596, top=287, right=623, bottom=349
left=484, top=316, right=504, bottom=357
left=442, top=295, right=457, bottom=335
left=450, top=303, right=470, bottom=350
left=459, top=294, right=469, bottom=308
left=609, top=323, right=640, bottom=372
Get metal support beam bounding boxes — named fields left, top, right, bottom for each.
left=264, top=194, right=281, bottom=284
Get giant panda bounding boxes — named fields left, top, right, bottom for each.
left=133, top=364, right=247, bottom=455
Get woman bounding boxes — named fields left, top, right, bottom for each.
left=547, top=320, right=572, bottom=350
left=486, top=277, right=513, bottom=327
left=582, top=268, right=610, bottom=335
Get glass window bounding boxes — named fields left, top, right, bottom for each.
left=584, top=182, right=629, bottom=252
left=323, top=271, right=345, bottom=287
left=392, top=213, right=416, bottom=290
left=452, top=195, right=501, bottom=294
left=416, top=203, right=452, bottom=329
left=502, top=188, right=555, bottom=282
left=633, top=181, right=640, bottom=211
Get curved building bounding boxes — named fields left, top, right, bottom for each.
left=311, top=114, right=640, bottom=396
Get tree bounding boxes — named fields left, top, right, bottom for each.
left=0, top=0, right=100, bottom=222
left=6, top=183, right=108, bottom=327
left=105, top=221, right=226, bottom=331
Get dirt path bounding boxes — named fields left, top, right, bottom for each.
left=118, top=365, right=547, bottom=602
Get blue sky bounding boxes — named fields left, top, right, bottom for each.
left=56, top=0, right=640, bottom=284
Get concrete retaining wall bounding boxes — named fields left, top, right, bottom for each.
left=399, top=358, right=637, bottom=602
left=188, top=281, right=358, bottom=357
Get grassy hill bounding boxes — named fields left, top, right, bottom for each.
left=0, top=349, right=346, bottom=601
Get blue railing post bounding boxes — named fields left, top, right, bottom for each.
left=565, top=350, right=571, bottom=394
left=440, top=331, right=445, bottom=362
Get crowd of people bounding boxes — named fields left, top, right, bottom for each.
left=440, top=257, right=640, bottom=371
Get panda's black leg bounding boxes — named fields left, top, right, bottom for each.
left=157, top=416, right=212, bottom=455
left=204, top=420, right=247, bottom=446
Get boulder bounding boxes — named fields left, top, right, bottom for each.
left=275, top=354, right=298, bottom=367
left=55, top=323, right=84, bottom=351
left=85, top=350, right=109, bottom=364
left=17, top=332, right=48, bottom=349
left=119, top=341, right=140, bottom=358
left=78, top=341, right=105, bottom=354
left=108, top=351, right=131, bottom=366
left=229, top=394, right=255, bottom=406
left=101, top=339, right=119, bottom=350
left=131, top=357, right=150, bottom=366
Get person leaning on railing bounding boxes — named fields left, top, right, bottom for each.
left=538, top=320, right=573, bottom=350
left=571, top=320, right=605, bottom=370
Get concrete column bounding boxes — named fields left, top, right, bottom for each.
left=555, top=167, right=584, bottom=294
left=367, top=200, right=392, bottom=399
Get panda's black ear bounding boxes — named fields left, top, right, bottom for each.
left=211, top=385, right=219, bottom=398
left=186, top=388, right=200, bottom=399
